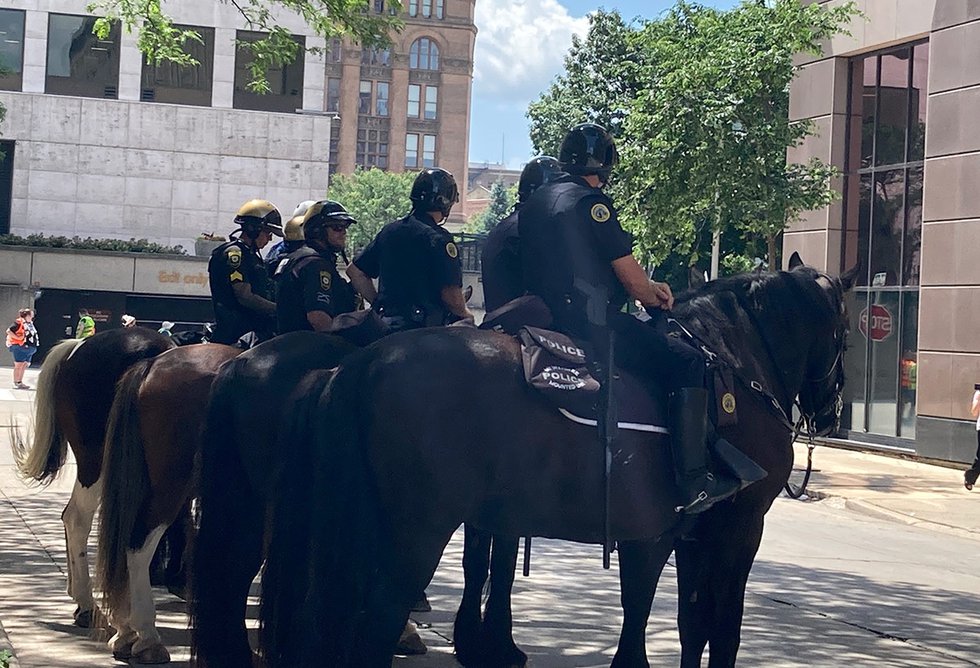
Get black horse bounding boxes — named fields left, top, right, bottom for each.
left=257, top=257, right=853, bottom=667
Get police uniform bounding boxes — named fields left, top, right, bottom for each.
left=520, top=174, right=703, bottom=390
left=352, top=212, right=463, bottom=331
left=274, top=246, right=358, bottom=333
left=208, top=239, right=275, bottom=344
left=481, top=210, right=523, bottom=313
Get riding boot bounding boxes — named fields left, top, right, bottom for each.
left=668, top=388, right=741, bottom=514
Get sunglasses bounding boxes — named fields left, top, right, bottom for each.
left=326, top=224, right=351, bottom=231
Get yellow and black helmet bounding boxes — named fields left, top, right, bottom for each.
left=301, top=200, right=357, bottom=242
left=234, top=199, right=283, bottom=237
left=284, top=201, right=317, bottom=242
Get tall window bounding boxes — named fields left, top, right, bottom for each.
left=375, top=82, right=389, bottom=117
left=407, top=84, right=420, bottom=117
left=361, top=47, right=390, bottom=66
left=424, top=86, right=438, bottom=120
left=233, top=31, right=305, bottom=112
left=327, top=38, right=343, bottom=63
left=418, top=0, right=444, bottom=18
left=409, top=38, right=439, bottom=70
left=140, top=26, right=213, bottom=105
left=357, top=128, right=389, bottom=169
left=408, top=0, right=418, bottom=16
left=840, top=41, right=928, bottom=441
left=405, top=133, right=419, bottom=168
left=0, top=9, right=25, bottom=91
left=359, top=80, right=372, bottom=114
left=422, top=134, right=436, bottom=167
left=328, top=124, right=340, bottom=181
left=46, top=14, right=121, bottom=98
left=326, top=77, right=341, bottom=113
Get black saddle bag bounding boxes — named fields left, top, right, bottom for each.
left=519, top=326, right=600, bottom=411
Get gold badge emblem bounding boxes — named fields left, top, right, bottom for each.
left=229, top=270, right=244, bottom=283
left=227, top=249, right=242, bottom=269
left=320, top=270, right=332, bottom=291
left=591, top=203, right=611, bottom=223
left=722, top=392, right=737, bottom=414
left=446, top=242, right=459, bottom=258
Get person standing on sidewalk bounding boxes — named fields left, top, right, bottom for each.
left=964, top=384, right=980, bottom=490
left=7, top=307, right=39, bottom=389
left=75, top=308, right=96, bottom=338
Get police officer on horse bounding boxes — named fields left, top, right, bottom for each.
left=208, top=199, right=282, bottom=345
left=519, top=123, right=751, bottom=514
left=347, top=168, right=473, bottom=332
left=481, top=156, right=563, bottom=313
left=274, top=200, right=360, bottom=334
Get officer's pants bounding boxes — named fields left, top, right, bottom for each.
left=606, top=310, right=704, bottom=392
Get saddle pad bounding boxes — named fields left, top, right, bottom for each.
left=519, top=326, right=669, bottom=435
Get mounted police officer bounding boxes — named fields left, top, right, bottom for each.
left=481, top=156, right=562, bottom=313
left=519, top=123, right=752, bottom=514
left=208, top=199, right=281, bottom=346
left=274, top=200, right=360, bottom=334
left=347, top=167, right=473, bottom=332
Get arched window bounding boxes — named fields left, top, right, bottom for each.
left=409, top=38, right=439, bottom=70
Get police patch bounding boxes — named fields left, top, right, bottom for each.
left=227, top=249, right=242, bottom=269
left=229, top=270, right=244, bottom=283
left=591, top=203, right=611, bottom=223
left=319, top=270, right=332, bottom=291
left=722, top=392, right=737, bottom=415
left=446, top=242, right=459, bottom=259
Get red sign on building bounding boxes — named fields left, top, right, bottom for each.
left=859, top=304, right=893, bottom=342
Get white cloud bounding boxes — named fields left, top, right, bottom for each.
left=473, top=0, right=589, bottom=104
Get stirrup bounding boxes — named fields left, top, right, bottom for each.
left=674, top=490, right=709, bottom=514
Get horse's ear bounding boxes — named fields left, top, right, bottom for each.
left=688, top=265, right=707, bottom=288
left=788, top=251, right=805, bottom=270
left=839, top=264, right=860, bottom=291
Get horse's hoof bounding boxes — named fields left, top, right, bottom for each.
left=110, top=638, right=136, bottom=660
left=134, top=644, right=171, bottom=664
left=73, top=606, right=95, bottom=629
left=394, top=628, right=428, bottom=656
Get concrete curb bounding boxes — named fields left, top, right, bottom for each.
left=842, top=498, right=980, bottom=541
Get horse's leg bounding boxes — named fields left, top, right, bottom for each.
left=610, top=538, right=674, bottom=668
left=123, top=524, right=170, bottom=664
left=454, top=525, right=491, bottom=666
left=62, top=478, right=101, bottom=627
left=481, top=534, right=525, bottom=667
left=675, top=537, right=710, bottom=668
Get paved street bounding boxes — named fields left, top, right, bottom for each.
left=2, top=368, right=980, bottom=667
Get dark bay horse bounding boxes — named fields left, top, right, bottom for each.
left=94, top=342, right=241, bottom=663
left=11, top=328, right=176, bottom=627
left=188, top=332, right=356, bottom=668
left=258, top=261, right=853, bottom=667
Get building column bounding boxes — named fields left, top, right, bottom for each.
left=21, top=10, right=47, bottom=93
left=303, top=36, right=326, bottom=112
left=118, top=30, right=142, bottom=101
left=212, top=27, right=236, bottom=109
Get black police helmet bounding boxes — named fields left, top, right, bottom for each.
left=302, top=200, right=357, bottom=243
left=558, top=123, right=618, bottom=181
left=518, top=156, right=562, bottom=203
left=410, top=168, right=459, bottom=219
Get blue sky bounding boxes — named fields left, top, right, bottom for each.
left=468, top=0, right=739, bottom=168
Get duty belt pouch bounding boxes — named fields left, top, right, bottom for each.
left=711, top=364, right=738, bottom=428
left=519, top=327, right=600, bottom=403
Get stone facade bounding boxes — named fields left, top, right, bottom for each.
left=788, top=0, right=980, bottom=461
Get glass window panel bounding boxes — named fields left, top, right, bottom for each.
left=46, top=14, right=121, bottom=98
left=328, top=38, right=342, bottom=63
left=865, top=290, right=900, bottom=436
left=140, top=26, right=213, bottom=106
left=233, top=31, right=305, bottom=113
left=326, top=77, right=341, bottom=113
left=376, top=81, right=389, bottom=116
left=359, top=80, right=372, bottom=115
left=0, top=9, right=25, bottom=91
left=850, top=174, right=873, bottom=287
left=899, top=291, right=918, bottom=438
left=841, top=290, right=870, bottom=432
left=430, top=42, right=439, bottom=70
left=374, top=0, right=385, bottom=13
left=909, top=43, right=929, bottom=162
left=410, top=38, right=439, bottom=70
left=436, top=0, right=445, bottom=19
left=869, top=170, right=904, bottom=287
left=405, top=133, right=419, bottom=168
left=409, top=0, right=418, bottom=17
left=875, top=50, right=910, bottom=166
left=903, top=166, right=922, bottom=286
left=424, top=86, right=437, bottom=120
left=422, top=0, right=432, bottom=17
left=422, top=134, right=435, bottom=167
left=853, top=56, right=877, bottom=170
left=408, top=84, right=420, bottom=117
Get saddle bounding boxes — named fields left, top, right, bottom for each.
left=481, top=297, right=667, bottom=434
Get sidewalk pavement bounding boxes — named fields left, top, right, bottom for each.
left=1, top=367, right=979, bottom=666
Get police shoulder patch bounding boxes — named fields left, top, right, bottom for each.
left=591, top=202, right=612, bottom=223
left=319, top=270, right=332, bottom=291
left=229, top=270, right=244, bottom=283
left=722, top=392, right=737, bottom=415
left=226, top=248, right=242, bottom=269
left=446, top=242, right=459, bottom=259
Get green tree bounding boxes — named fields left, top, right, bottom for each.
left=466, top=181, right=516, bottom=233
left=327, top=167, right=416, bottom=253
left=527, top=0, right=856, bottom=278
left=85, top=0, right=402, bottom=90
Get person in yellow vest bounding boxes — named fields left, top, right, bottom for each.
left=7, top=308, right=39, bottom=389
left=75, top=309, right=96, bottom=339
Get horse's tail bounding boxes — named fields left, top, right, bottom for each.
left=260, top=354, right=379, bottom=667
left=13, top=338, right=81, bottom=483
left=96, top=357, right=154, bottom=619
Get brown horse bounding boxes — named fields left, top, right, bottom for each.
left=258, top=261, right=853, bottom=667
left=11, top=328, right=176, bottom=627
left=93, top=342, right=242, bottom=664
